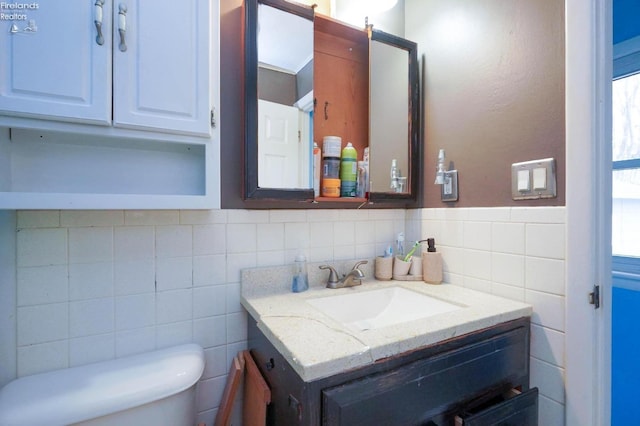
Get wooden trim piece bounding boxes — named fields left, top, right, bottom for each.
left=243, top=350, right=271, bottom=426
left=214, top=354, right=245, bottom=426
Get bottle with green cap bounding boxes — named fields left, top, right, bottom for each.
left=340, top=142, right=357, bottom=197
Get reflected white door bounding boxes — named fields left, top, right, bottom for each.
left=258, top=99, right=301, bottom=188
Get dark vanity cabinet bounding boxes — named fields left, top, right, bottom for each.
left=248, top=316, right=537, bottom=426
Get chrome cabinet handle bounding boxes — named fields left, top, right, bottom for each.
left=94, top=0, right=105, bottom=45
left=118, top=3, right=127, bottom=52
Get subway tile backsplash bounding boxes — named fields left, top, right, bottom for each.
left=12, top=208, right=405, bottom=426
left=407, top=207, right=566, bottom=425
left=8, top=207, right=566, bottom=426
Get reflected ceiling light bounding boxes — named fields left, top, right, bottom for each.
left=345, top=0, right=398, bottom=15
left=367, top=0, right=398, bottom=14
left=336, top=0, right=398, bottom=29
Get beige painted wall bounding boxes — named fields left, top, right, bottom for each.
left=406, top=0, right=565, bottom=207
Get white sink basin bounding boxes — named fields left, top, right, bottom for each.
left=306, top=286, right=463, bottom=331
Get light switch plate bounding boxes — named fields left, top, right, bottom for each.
left=511, top=158, right=556, bottom=200
left=517, top=170, right=530, bottom=192
left=441, top=170, right=458, bottom=202
left=533, top=167, right=547, bottom=190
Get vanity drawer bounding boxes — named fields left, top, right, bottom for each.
left=455, top=387, right=538, bottom=426
left=322, top=327, right=528, bottom=426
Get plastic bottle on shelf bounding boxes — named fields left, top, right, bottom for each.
left=356, top=161, right=368, bottom=198
left=321, top=136, right=341, bottom=197
left=390, top=158, right=400, bottom=191
left=340, top=142, right=357, bottom=197
left=313, top=142, right=321, bottom=197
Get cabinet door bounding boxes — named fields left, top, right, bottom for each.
left=313, top=30, right=368, bottom=149
left=0, top=0, right=112, bottom=124
left=112, top=0, right=212, bottom=136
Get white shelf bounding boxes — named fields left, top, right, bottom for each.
left=0, top=127, right=218, bottom=210
left=0, top=193, right=215, bottom=210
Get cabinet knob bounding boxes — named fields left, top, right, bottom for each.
left=94, top=0, right=105, bottom=46
left=118, top=3, right=128, bottom=52
left=265, top=358, right=275, bottom=371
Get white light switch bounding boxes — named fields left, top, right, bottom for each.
left=511, top=158, right=556, bottom=200
left=443, top=177, right=452, bottom=195
left=533, top=167, right=547, bottom=190
left=517, top=170, right=530, bottom=192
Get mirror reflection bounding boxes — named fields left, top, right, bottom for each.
left=369, top=38, right=410, bottom=193
left=250, top=0, right=419, bottom=202
left=257, top=3, right=314, bottom=189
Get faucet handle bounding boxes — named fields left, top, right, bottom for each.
left=352, top=260, right=368, bottom=270
left=319, top=265, right=339, bottom=284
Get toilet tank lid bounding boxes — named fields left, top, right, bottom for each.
left=0, top=343, right=205, bottom=425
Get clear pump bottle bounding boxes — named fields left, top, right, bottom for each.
left=396, top=232, right=405, bottom=257
left=292, top=255, right=309, bottom=293
left=390, top=159, right=400, bottom=190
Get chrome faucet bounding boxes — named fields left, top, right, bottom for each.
left=319, top=260, right=368, bottom=289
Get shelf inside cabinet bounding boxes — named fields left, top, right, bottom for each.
left=0, top=127, right=214, bottom=209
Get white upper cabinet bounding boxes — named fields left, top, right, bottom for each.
left=0, top=0, right=112, bottom=124
left=0, top=0, right=219, bottom=209
left=0, top=0, right=212, bottom=137
left=112, top=0, right=212, bottom=136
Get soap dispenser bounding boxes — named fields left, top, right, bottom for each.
left=292, top=254, right=309, bottom=293
left=422, top=238, right=443, bottom=284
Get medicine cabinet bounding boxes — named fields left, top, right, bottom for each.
left=242, top=0, right=420, bottom=207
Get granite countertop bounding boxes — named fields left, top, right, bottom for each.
left=241, top=262, right=532, bottom=383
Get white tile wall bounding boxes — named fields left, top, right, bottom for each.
left=18, top=265, right=68, bottom=305
left=17, top=303, right=69, bottom=346
left=68, top=227, right=113, bottom=264
left=69, top=262, right=113, bottom=300
left=5, top=207, right=566, bottom=425
left=8, top=208, right=405, bottom=426
left=70, top=333, right=115, bottom=366
left=17, top=228, right=67, bottom=267
left=407, top=207, right=566, bottom=425
left=69, top=298, right=114, bottom=337
left=17, top=340, right=68, bottom=376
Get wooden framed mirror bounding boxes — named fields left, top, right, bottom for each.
left=245, top=0, right=315, bottom=200
left=367, top=28, right=420, bottom=203
left=244, top=0, right=420, bottom=205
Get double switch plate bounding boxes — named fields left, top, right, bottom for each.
left=511, top=158, right=556, bottom=200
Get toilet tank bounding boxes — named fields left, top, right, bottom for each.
left=0, top=344, right=205, bottom=425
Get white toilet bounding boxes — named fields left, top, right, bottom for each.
left=0, top=343, right=205, bottom=426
